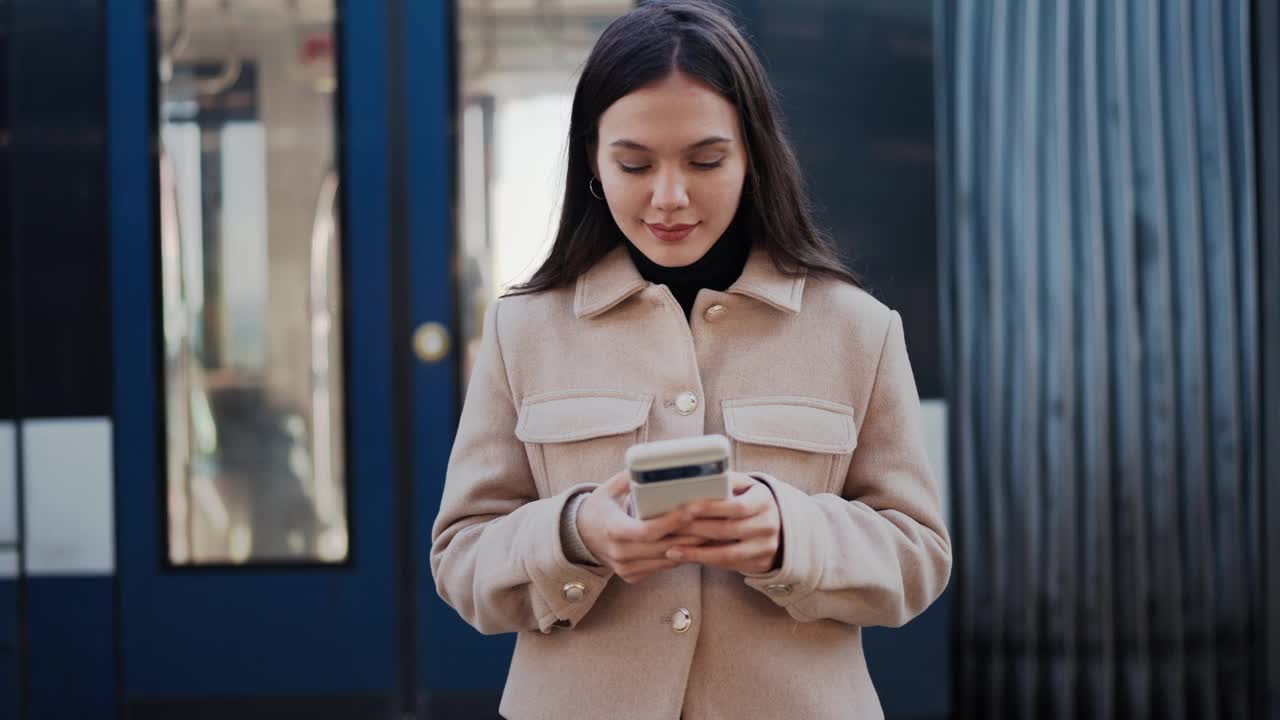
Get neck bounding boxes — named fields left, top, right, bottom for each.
left=625, top=223, right=749, bottom=320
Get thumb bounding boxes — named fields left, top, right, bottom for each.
left=603, top=470, right=632, bottom=499
left=730, top=471, right=757, bottom=494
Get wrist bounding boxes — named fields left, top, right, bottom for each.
left=755, top=473, right=784, bottom=571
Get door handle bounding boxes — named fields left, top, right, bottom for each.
left=412, top=322, right=451, bottom=364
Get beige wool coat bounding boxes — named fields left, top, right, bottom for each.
left=430, top=243, right=952, bottom=720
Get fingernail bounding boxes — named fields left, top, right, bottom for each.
left=667, top=549, right=684, bottom=560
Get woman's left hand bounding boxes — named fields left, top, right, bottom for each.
left=664, top=472, right=782, bottom=574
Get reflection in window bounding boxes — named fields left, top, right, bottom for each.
left=157, top=0, right=346, bottom=564
left=455, top=0, right=632, bottom=388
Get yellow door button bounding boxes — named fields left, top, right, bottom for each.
left=412, top=322, right=451, bottom=363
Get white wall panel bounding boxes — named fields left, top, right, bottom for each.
left=920, top=399, right=949, bottom=520
left=23, top=417, right=114, bottom=575
left=0, top=421, right=15, bottom=544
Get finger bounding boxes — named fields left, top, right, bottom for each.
left=609, top=507, right=693, bottom=543
left=665, top=537, right=775, bottom=569
left=666, top=538, right=774, bottom=571
left=678, top=519, right=740, bottom=541
left=597, top=493, right=640, bottom=523
left=735, top=480, right=773, bottom=503
left=611, top=536, right=705, bottom=562
left=680, top=516, right=773, bottom=542
left=683, top=496, right=758, bottom=520
left=608, top=492, right=632, bottom=512
left=729, top=472, right=758, bottom=493
left=706, top=479, right=773, bottom=512
left=616, top=558, right=683, bottom=584
left=603, top=470, right=632, bottom=497
left=665, top=534, right=710, bottom=546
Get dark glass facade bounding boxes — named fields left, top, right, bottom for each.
left=735, top=0, right=941, bottom=400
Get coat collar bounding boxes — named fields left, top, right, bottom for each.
left=573, top=243, right=806, bottom=319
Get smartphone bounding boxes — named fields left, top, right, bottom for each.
left=624, top=434, right=732, bottom=520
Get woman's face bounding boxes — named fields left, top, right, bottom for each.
left=593, top=70, right=748, bottom=268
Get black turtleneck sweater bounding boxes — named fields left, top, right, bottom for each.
left=625, top=228, right=750, bottom=322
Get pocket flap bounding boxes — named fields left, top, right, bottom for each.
left=722, top=397, right=857, bottom=454
left=516, top=390, right=652, bottom=444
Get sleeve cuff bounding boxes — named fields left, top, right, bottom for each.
left=524, top=483, right=614, bottom=633
left=740, top=473, right=825, bottom=618
left=560, top=490, right=601, bottom=566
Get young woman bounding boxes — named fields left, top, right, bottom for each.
left=431, top=2, right=951, bottom=717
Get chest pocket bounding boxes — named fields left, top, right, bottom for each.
left=722, top=397, right=858, bottom=495
left=515, top=390, right=653, bottom=497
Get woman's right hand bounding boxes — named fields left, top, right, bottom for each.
left=576, top=470, right=705, bottom=584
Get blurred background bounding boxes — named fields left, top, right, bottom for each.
left=0, top=0, right=1275, bottom=718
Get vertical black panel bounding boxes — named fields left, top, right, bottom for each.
left=0, top=0, right=15, bottom=421
left=0, top=0, right=23, bottom=715
left=8, top=0, right=110, bottom=418
left=1255, top=0, right=1280, bottom=716
left=733, top=0, right=941, bottom=399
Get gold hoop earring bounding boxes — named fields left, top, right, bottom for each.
left=588, top=176, right=605, bottom=200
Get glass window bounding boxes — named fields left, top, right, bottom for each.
left=455, top=0, right=632, bottom=389
left=156, top=0, right=346, bottom=565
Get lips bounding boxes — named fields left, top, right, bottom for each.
left=645, top=222, right=698, bottom=243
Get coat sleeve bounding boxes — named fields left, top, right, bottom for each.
left=430, top=300, right=614, bottom=635
left=741, top=310, right=952, bottom=628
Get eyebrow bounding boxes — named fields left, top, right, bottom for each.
left=609, top=136, right=732, bottom=152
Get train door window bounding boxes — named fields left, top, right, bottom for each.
left=455, top=0, right=633, bottom=390
left=156, top=0, right=345, bottom=565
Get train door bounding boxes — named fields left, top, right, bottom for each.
left=110, top=0, right=427, bottom=715
left=110, top=0, right=634, bottom=716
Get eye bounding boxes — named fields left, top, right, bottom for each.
left=691, top=159, right=724, bottom=170
left=619, top=163, right=650, bottom=174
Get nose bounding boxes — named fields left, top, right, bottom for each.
left=651, top=168, right=689, bottom=212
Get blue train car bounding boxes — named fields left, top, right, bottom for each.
left=1, top=1, right=956, bottom=717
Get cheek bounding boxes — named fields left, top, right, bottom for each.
left=699, top=172, right=746, bottom=217
left=600, top=176, right=647, bottom=223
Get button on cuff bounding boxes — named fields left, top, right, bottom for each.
left=739, top=473, right=822, bottom=611
left=530, top=485, right=615, bottom=634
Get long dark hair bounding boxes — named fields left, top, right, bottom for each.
left=508, top=0, right=859, bottom=296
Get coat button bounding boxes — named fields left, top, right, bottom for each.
left=671, top=608, right=692, bottom=633
left=675, top=392, right=698, bottom=415
left=562, top=582, right=587, bottom=602
left=766, top=583, right=793, bottom=596
left=704, top=304, right=727, bottom=322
